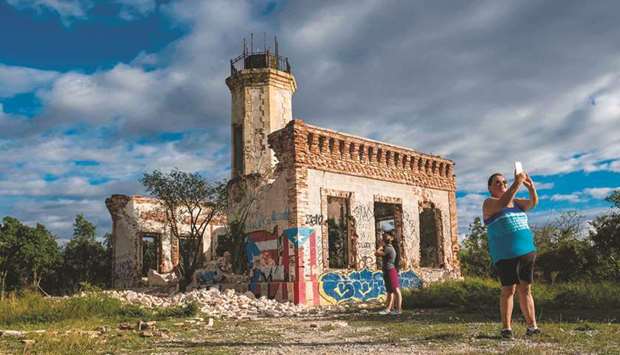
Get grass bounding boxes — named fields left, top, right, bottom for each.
left=348, top=308, right=620, bottom=354
left=404, top=278, right=620, bottom=318
left=1, top=282, right=619, bottom=354
left=0, top=291, right=198, bottom=328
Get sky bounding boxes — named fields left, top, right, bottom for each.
left=1, top=0, right=619, bottom=242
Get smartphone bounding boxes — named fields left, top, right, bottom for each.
left=514, top=161, right=523, bottom=175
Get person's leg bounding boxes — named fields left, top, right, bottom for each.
left=500, top=285, right=516, bottom=330
left=385, top=292, right=394, bottom=311
left=517, top=282, right=536, bottom=328
left=394, top=288, right=402, bottom=312
left=496, top=257, right=519, bottom=331
left=517, top=253, right=538, bottom=330
left=383, top=270, right=393, bottom=311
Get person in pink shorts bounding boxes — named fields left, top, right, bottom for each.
left=375, top=232, right=401, bottom=315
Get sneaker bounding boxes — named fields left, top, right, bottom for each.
left=526, top=327, right=541, bottom=336
left=500, top=329, right=514, bottom=339
left=390, top=310, right=402, bottom=316
left=378, top=309, right=391, bottom=315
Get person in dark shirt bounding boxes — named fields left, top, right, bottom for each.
left=375, top=231, right=402, bottom=315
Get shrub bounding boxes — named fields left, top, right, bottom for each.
left=404, top=278, right=497, bottom=310
left=404, top=278, right=620, bottom=311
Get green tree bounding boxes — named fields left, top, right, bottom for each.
left=141, top=169, right=227, bottom=291
left=0, top=217, right=60, bottom=298
left=606, top=190, right=620, bottom=208
left=459, top=217, right=494, bottom=277
left=20, top=223, right=60, bottom=290
left=61, top=214, right=109, bottom=292
left=587, top=190, right=620, bottom=281
left=0, top=217, right=22, bottom=298
left=533, top=211, right=591, bottom=283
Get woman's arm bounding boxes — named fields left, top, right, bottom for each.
left=515, top=174, right=538, bottom=211
left=483, top=172, right=526, bottom=218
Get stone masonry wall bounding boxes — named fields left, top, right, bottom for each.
left=226, top=68, right=296, bottom=177
left=304, top=169, right=456, bottom=274
left=268, top=119, right=460, bottom=273
left=106, top=195, right=227, bottom=288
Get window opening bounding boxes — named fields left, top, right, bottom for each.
left=373, top=202, right=404, bottom=269
left=419, top=204, right=444, bottom=268
left=327, top=196, right=349, bottom=268
left=233, top=124, right=244, bottom=175
left=141, top=235, right=160, bottom=276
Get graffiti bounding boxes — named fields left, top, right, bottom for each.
left=360, top=242, right=372, bottom=250
left=305, top=214, right=324, bottom=226
left=320, top=268, right=385, bottom=303
left=357, top=255, right=374, bottom=269
left=319, top=268, right=422, bottom=304
left=246, top=208, right=290, bottom=230
left=399, top=270, right=424, bottom=289
left=352, top=204, right=374, bottom=223
left=401, top=209, right=417, bottom=236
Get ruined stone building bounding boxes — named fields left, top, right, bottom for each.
left=107, top=39, right=460, bottom=304
left=105, top=195, right=227, bottom=288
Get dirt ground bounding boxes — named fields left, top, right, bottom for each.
left=2, top=306, right=619, bottom=354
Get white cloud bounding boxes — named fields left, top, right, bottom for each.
left=6, top=0, right=92, bottom=24
left=0, top=64, right=59, bottom=97
left=7, top=0, right=159, bottom=24
left=549, top=193, right=583, bottom=203
left=457, top=193, right=487, bottom=235
left=116, top=0, right=156, bottom=20
left=4, top=0, right=620, bottom=238
left=583, top=187, right=620, bottom=199
left=540, top=186, right=620, bottom=204
left=536, top=182, right=555, bottom=190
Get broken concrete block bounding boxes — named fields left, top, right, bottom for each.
left=147, top=269, right=179, bottom=287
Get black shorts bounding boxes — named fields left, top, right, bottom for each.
left=494, top=252, right=536, bottom=286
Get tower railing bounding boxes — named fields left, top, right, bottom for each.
left=230, top=50, right=291, bottom=75
left=230, top=35, right=291, bottom=75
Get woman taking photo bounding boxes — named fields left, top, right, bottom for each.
left=375, top=231, right=402, bottom=315
left=482, top=170, right=539, bottom=339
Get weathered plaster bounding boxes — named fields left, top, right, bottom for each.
left=105, top=195, right=227, bottom=288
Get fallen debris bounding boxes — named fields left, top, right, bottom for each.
left=103, top=288, right=311, bottom=319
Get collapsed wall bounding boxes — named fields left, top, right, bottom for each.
left=105, top=195, right=227, bottom=288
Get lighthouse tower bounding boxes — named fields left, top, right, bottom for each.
left=226, top=36, right=297, bottom=178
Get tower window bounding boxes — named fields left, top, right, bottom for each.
left=233, top=124, right=244, bottom=175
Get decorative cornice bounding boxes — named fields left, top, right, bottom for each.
left=269, top=120, right=457, bottom=192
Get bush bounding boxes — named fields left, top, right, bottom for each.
left=403, top=278, right=497, bottom=310
left=404, top=278, right=620, bottom=311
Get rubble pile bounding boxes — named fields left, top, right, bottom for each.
left=104, top=288, right=312, bottom=319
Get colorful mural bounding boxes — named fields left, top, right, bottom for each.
left=245, top=230, right=286, bottom=283
left=399, top=270, right=424, bottom=289
left=319, top=268, right=423, bottom=304
left=245, top=227, right=320, bottom=305
left=283, top=227, right=315, bottom=247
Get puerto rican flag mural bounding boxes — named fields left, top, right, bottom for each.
left=245, top=227, right=319, bottom=305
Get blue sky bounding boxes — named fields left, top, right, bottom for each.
left=1, top=0, right=619, bottom=241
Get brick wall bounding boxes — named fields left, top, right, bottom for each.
left=269, top=120, right=456, bottom=192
